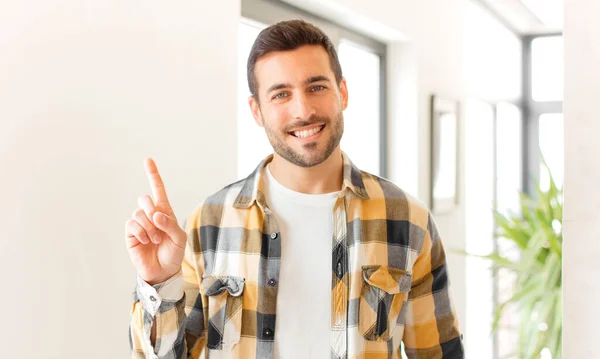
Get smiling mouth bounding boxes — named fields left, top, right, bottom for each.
left=288, top=124, right=325, bottom=138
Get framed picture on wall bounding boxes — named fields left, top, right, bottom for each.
left=430, top=94, right=459, bottom=214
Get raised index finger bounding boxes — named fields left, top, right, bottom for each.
left=144, top=158, right=171, bottom=207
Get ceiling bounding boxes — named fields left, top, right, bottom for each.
left=477, top=0, right=563, bottom=35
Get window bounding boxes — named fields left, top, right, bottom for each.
left=237, top=19, right=270, bottom=178
left=531, top=36, right=563, bottom=102
left=337, top=39, right=381, bottom=176
left=464, top=100, right=523, bottom=359
left=524, top=34, right=563, bottom=193
left=538, top=113, right=564, bottom=190
left=237, top=0, right=387, bottom=179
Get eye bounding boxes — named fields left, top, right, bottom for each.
left=311, top=85, right=326, bottom=91
left=273, top=92, right=288, bottom=100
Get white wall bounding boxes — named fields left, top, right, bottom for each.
left=0, top=1, right=239, bottom=358
left=563, top=0, right=600, bottom=357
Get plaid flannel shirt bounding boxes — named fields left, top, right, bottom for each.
left=129, top=153, right=464, bottom=358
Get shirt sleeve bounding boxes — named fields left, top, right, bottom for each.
left=402, top=211, right=465, bottom=358
left=129, top=215, right=207, bottom=359
left=135, top=271, right=185, bottom=317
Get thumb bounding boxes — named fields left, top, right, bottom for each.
left=153, top=212, right=185, bottom=243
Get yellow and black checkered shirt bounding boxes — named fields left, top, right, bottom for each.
left=130, top=153, right=464, bottom=358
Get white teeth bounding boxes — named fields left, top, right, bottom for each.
left=293, top=125, right=322, bottom=138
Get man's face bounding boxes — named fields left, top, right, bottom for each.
left=249, top=45, right=348, bottom=168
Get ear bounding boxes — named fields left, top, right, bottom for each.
left=248, top=95, right=264, bottom=127
left=339, top=77, right=348, bottom=111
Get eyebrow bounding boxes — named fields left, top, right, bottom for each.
left=266, top=75, right=332, bottom=95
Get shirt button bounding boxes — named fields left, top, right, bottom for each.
left=149, top=295, right=157, bottom=302
left=268, top=278, right=277, bottom=286
left=270, top=233, right=278, bottom=240
left=263, top=328, right=273, bottom=337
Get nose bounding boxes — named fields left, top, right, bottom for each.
left=290, top=92, right=316, bottom=120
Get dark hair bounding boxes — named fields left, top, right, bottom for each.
left=247, top=19, right=343, bottom=100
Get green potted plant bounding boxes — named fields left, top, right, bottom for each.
left=478, top=160, right=562, bottom=359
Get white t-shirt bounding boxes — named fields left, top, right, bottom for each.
left=263, top=164, right=340, bottom=359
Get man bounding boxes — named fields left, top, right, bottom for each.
left=127, top=19, right=464, bottom=359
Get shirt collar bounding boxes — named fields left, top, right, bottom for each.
left=233, top=151, right=370, bottom=209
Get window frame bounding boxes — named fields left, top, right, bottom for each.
left=521, top=33, right=563, bottom=194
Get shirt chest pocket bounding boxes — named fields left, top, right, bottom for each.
left=201, top=275, right=245, bottom=350
left=359, top=265, right=412, bottom=341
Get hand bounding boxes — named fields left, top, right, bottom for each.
left=125, top=158, right=187, bottom=285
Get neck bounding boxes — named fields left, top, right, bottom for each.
left=268, top=146, right=343, bottom=194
